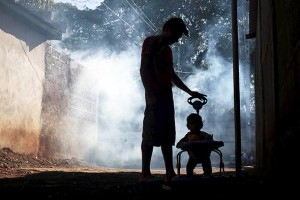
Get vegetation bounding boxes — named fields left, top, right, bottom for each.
left=17, top=0, right=249, bottom=73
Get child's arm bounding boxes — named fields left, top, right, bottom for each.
left=201, top=131, right=214, bottom=141
left=176, top=134, right=189, bottom=148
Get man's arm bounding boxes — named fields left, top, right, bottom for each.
left=171, top=72, right=192, bottom=95
left=171, top=71, right=207, bottom=99
left=140, top=55, right=154, bottom=94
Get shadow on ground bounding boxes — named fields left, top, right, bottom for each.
left=0, top=170, right=295, bottom=200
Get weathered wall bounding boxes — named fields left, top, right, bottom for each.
left=39, top=45, right=98, bottom=159
left=0, top=11, right=46, bottom=156
left=0, top=4, right=97, bottom=159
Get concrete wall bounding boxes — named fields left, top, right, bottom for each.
left=39, top=46, right=98, bottom=159
left=0, top=28, right=98, bottom=159
left=0, top=12, right=46, bottom=156
left=0, top=4, right=97, bottom=159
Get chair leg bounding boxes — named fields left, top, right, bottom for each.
left=176, top=150, right=186, bottom=178
left=177, top=149, right=225, bottom=177
left=212, top=149, right=225, bottom=176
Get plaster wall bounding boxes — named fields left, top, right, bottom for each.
left=0, top=11, right=46, bottom=156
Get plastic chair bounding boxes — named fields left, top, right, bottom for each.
left=175, top=96, right=225, bottom=177
left=176, top=140, right=225, bottom=177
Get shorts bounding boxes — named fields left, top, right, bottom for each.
left=142, top=94, right=176, bottom=146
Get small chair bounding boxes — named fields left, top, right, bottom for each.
left=176, top=140, right=225, bottom=177
left=176, top=96, right=225, bottom=177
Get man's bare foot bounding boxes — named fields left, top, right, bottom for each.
left=139, top=174, right=154, bottom=183
left=164, top=171, right=176, bottom=183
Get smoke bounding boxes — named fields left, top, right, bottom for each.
left=52, top=1, right=254, bottom=169
left=53, top=0, right=104, bottom=10
left=64, top=36, right=253, bottom=169
left=172, top=39, right=234, bottom=166
left=65, top=48, right=144, bottom=168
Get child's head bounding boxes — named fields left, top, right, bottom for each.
left=186, top=113, right=203, bottom=131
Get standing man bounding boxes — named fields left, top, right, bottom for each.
left=140, top=17, right=207, bottom=184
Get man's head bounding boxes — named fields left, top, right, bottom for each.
left=163, top=17, right=189, bottom=36
left=162, top=17, right=189, bottom=45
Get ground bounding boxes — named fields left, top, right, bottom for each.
left=0, top=147, right=295, bottom=199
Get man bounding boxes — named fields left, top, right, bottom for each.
left=140, top=17, right=207, bottom=184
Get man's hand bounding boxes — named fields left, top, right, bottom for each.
left=190, top=91, right=207, bottom=100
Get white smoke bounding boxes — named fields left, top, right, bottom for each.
left=53, top=0, right=104, bottom=10
left=53, top=0, right=254, bottom=169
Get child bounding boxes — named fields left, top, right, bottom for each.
left=176, top=113, right=213, bottom=176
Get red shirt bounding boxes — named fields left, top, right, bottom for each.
left=140, top=36, right=174, bottom=99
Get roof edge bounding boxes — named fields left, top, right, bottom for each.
left=0, top=0, right=62, bottom=40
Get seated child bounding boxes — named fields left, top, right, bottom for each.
left=176, top=113, right=213, bottom=176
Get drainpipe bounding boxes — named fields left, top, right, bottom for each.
left=231, top=0, right=242, bottom=177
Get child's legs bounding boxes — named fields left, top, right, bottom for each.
left=186, top=157, right=198, bottom=176
left=202, top=156, right=212, bottom=176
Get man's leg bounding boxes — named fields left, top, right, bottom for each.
left=161, top=144, right=176, bottom=182
left=141, top=141, right=153, bottom=180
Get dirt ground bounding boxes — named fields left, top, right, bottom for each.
left=0, top=147, right=295, bottom=199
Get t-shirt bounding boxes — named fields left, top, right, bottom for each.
left=140, top=36, right=174, bottom=99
